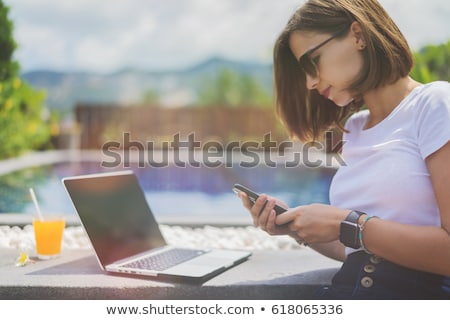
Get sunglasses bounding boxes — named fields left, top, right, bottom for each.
left=298, top=26, right=350, bottom=77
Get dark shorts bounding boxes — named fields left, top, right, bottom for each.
left=315, top=251, right=450, bottom=299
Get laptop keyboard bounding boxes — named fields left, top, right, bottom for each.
left=123, top=248, right=207, bottom=271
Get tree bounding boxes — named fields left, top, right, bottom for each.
left=197, top=68, right=272, bottom=108
left=141, top=87, right=160, bottom=105
left=410, top=40, right=450, bottom=83
left=0, top=1, right=18, bottom=81
left=0, top=1, right=50, bottom=159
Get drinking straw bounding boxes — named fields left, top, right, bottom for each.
left=29, top=188, right=44, bottom=221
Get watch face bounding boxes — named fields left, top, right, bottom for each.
left=340, top=221, right=360, bottom=249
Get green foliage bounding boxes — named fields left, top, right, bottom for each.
left=197, top=68, right=272, bottom=108
left=141, top=87, right=160, bottom=105
left=0, top=78, right=50, bottom=158
left=0, top=2, right=18, bottom=81
left=0, top=1, right=50, bottom=159
left=411, top=40, right=450, bottom=83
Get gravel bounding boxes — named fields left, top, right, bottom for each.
left=0, top=224, right=302, bottom=253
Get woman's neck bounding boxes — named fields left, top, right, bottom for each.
left=363, top=77, right=422, bottom=129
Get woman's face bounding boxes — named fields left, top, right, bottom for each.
left=289, top=23, right=365, bottom=107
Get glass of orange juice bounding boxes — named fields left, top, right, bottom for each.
left=33, top=216, right=65, bottom=259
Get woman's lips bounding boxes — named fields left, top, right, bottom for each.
left=319, top=87, right=331, bottom=99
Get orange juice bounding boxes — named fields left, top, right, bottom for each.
left=33, top=217, right=65, bottom=259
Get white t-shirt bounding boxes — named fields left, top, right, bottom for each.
left=329, top=81, right=450, bottom=254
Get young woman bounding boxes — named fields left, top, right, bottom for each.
left=238, top=0, right=450, bottom=299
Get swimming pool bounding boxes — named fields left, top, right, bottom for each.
left=0, top=159, right=336, bottom=223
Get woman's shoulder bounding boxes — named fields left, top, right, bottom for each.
left=414, top=81, right=450, bottom=102
left=412, top=81, right=450, bottom=117
left=420, top=80, right=450, bottom=91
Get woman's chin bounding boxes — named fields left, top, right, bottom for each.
left=330, top=95, right=354, bottom=107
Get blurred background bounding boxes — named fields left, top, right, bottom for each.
left=1, top=0, right=450, bottom=154
left=0, top=0, right=449, bottom=221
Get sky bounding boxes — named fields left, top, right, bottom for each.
left=4, top=0, right=450, bottom=74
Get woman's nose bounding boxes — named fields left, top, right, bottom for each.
left=305, top=73, right=319, bottom=90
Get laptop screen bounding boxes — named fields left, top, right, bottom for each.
left=63, top=171, right=167, bottom=266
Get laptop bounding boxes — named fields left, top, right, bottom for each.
left=62, top=170, right=251, bottom=282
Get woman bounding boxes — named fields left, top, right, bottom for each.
left=238, top=0, right=450, bottom=299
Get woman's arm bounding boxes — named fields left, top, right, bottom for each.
left=360, top=141, right=450, bottom=276
left=306, top=241, right=346, bottom=262
left=240, top=141, right=450, bottom=275
left=274, top=142, right=450, bottom=276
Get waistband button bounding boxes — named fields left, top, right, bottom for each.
left=364, top=264, right=376, bottom=273
left=370, top=255, right=383, bottom=264
left=361, top=276, right=374, bottom=288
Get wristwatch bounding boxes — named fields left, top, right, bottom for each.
left=339, top=210, right=365, bottom=249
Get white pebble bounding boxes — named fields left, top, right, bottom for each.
left=0, top=224, right=302, bottom=251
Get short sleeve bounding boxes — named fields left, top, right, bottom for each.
left=415, top=82, right=450, bottom=159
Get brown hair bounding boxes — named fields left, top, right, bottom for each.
left=274, top=0, right=413, bottom=141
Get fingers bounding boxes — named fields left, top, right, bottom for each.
left=257, top=198, right=292, bottom=236
left=283, top=208, right=309, bottom=245
left=251, top=194, right=271, bottom=227
left=275, top=207, right=298, bottom=225
left=239, top=191, right=266, bottom=216
left=238, top=192, right=253, bottom=210
left=238, top=192, right=292, bottom=236
left=239, top=192, right=274, bottom=227
left=264, top=208, right=279, bottom=234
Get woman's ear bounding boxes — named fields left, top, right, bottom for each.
left=350, top=21, right=366, bottom=50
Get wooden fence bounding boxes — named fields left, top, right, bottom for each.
left=75, top=104, right=289, bottom=149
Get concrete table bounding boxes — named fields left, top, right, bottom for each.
left=0, top=248, right=341, bottom=300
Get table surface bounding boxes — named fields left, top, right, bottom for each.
left=0, top=248, right=341, bottom=299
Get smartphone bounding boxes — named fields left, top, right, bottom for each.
left=232, top=183, right=287, bottom=215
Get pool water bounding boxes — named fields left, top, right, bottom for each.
left=0, top=161, right=336, bottom=221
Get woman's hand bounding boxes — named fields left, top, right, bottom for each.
left=239, top=192, right=350, bottom=245
left=276, top=204, right=350, bottom=244
left=238, top=192, right=291, bottom=236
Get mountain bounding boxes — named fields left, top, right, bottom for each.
left=21, top=57, right=273, bottom=114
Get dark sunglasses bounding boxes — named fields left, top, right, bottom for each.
left=298, top=26, right=350, bottom=77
